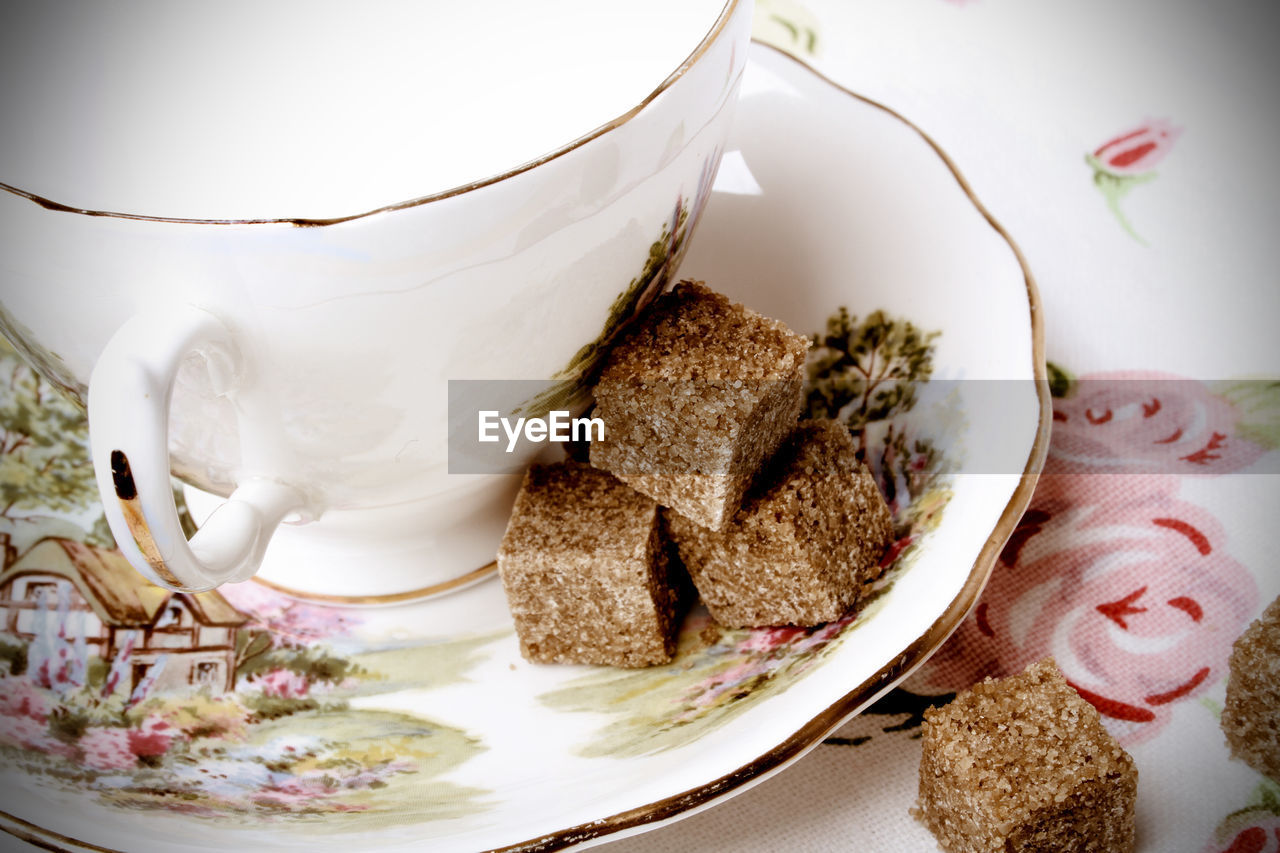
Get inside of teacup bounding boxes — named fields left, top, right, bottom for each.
left=0, top=0, right=730, bottom=220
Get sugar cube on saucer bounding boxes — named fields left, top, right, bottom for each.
left=666, top=419, right=893, bottom=628
left=590, top=280, right=809, bottom=531
left=496, top=461, right=685, bottom=668
left=916, top=659, right=1138, bottom=853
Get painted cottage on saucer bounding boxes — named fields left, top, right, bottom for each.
left=0, top=537, right=247, bottom=693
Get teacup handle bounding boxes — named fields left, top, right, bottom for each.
left=88, top=306, right=307, bottom=592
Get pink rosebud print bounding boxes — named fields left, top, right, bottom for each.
left=1204, top=804, right=1280, bottom=853
left=1048, top=371, right=1266, bottom=475
left=1087, top=119, right=1182, bottom=244
left=913, top=475, right=1258, bottom=744
left=1093, top=119, right=1182, bottom=176
left=1211, top=824, right=1280, bottom=853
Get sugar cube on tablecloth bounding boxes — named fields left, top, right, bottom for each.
left=666, top=419, right=893, bottom=628
left=589, top=280, right=810, bottom=531
left=916, top=659, right=1138, bottom=853
left=496, top=461, right=685, bottom=668
left=1222, top=595, right=1280, bottom=783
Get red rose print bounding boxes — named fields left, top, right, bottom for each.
left=1048, top=371, right=1266, bottom=475
left=912, top=474, right=1258, bottom=744
left=1093, top=119, right=1182, bottom=176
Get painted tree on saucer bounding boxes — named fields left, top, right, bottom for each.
left=0, top=337, right=115, bottom=556
left=806, top=308, right=937, bottom=436
left=0, top=339, right=96, bottom=522
left=805, top=307, right=946, bottom=521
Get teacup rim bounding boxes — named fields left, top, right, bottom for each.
left=0, top=0, right=743, bottom=228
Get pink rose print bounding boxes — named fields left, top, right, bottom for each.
left=1087, top=118, right=1182, bottom=244
left=1048, top=371, right=1267, bottom=475
left=914, top=474, right=1258, bottom=744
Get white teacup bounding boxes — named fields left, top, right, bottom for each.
left=0, top=0, right=751, bottom=599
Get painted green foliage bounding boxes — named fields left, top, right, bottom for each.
left=516, top=147, right=720, bottom=419
left=753, top=0, right=821, bottom=57
left=1087, top=159, right=1156, bottom=245
left=0, top=337, right=97, bottom=522
left=562, top=206, right=691, bottom=382
left=1223, top=379, right=1280, bottom=451
left=1046, top=360, right=1075, bottom=399
left=514, top=205, right=691, bottom=419
left=806, top=307, right=938, bottom=432
left=540, top=308, right=950, bottom=757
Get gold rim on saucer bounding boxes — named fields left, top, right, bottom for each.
left=250, top=561, right=499, bottom=606
left=0, top=40, right=1052, bottom=853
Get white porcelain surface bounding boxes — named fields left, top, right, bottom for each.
left=0, top=0, right=751, bottom=594
left=0, top=43, right=1047, bottom=853
left=0, top=0, right=730, bottom=220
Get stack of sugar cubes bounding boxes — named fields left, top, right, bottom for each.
left=496, top=281, right=894, bottom=668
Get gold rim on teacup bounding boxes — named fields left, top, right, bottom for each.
left=0, top=0, right=742, bottom=228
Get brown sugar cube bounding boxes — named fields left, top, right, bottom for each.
left=496, top=461, right=684, bottom=668
left=666, top=419, right=893, bottom=628
left=1222, top=595, right=1280, bottom=782
left=916, top=659, right=1138, bottom=853
left=589, top=280, right=809, bottom=531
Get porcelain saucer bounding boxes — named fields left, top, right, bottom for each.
left=0, top=43, right=1048, bottom=853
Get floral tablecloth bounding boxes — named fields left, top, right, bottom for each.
left=603, top=0, right=1280, bottom=851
